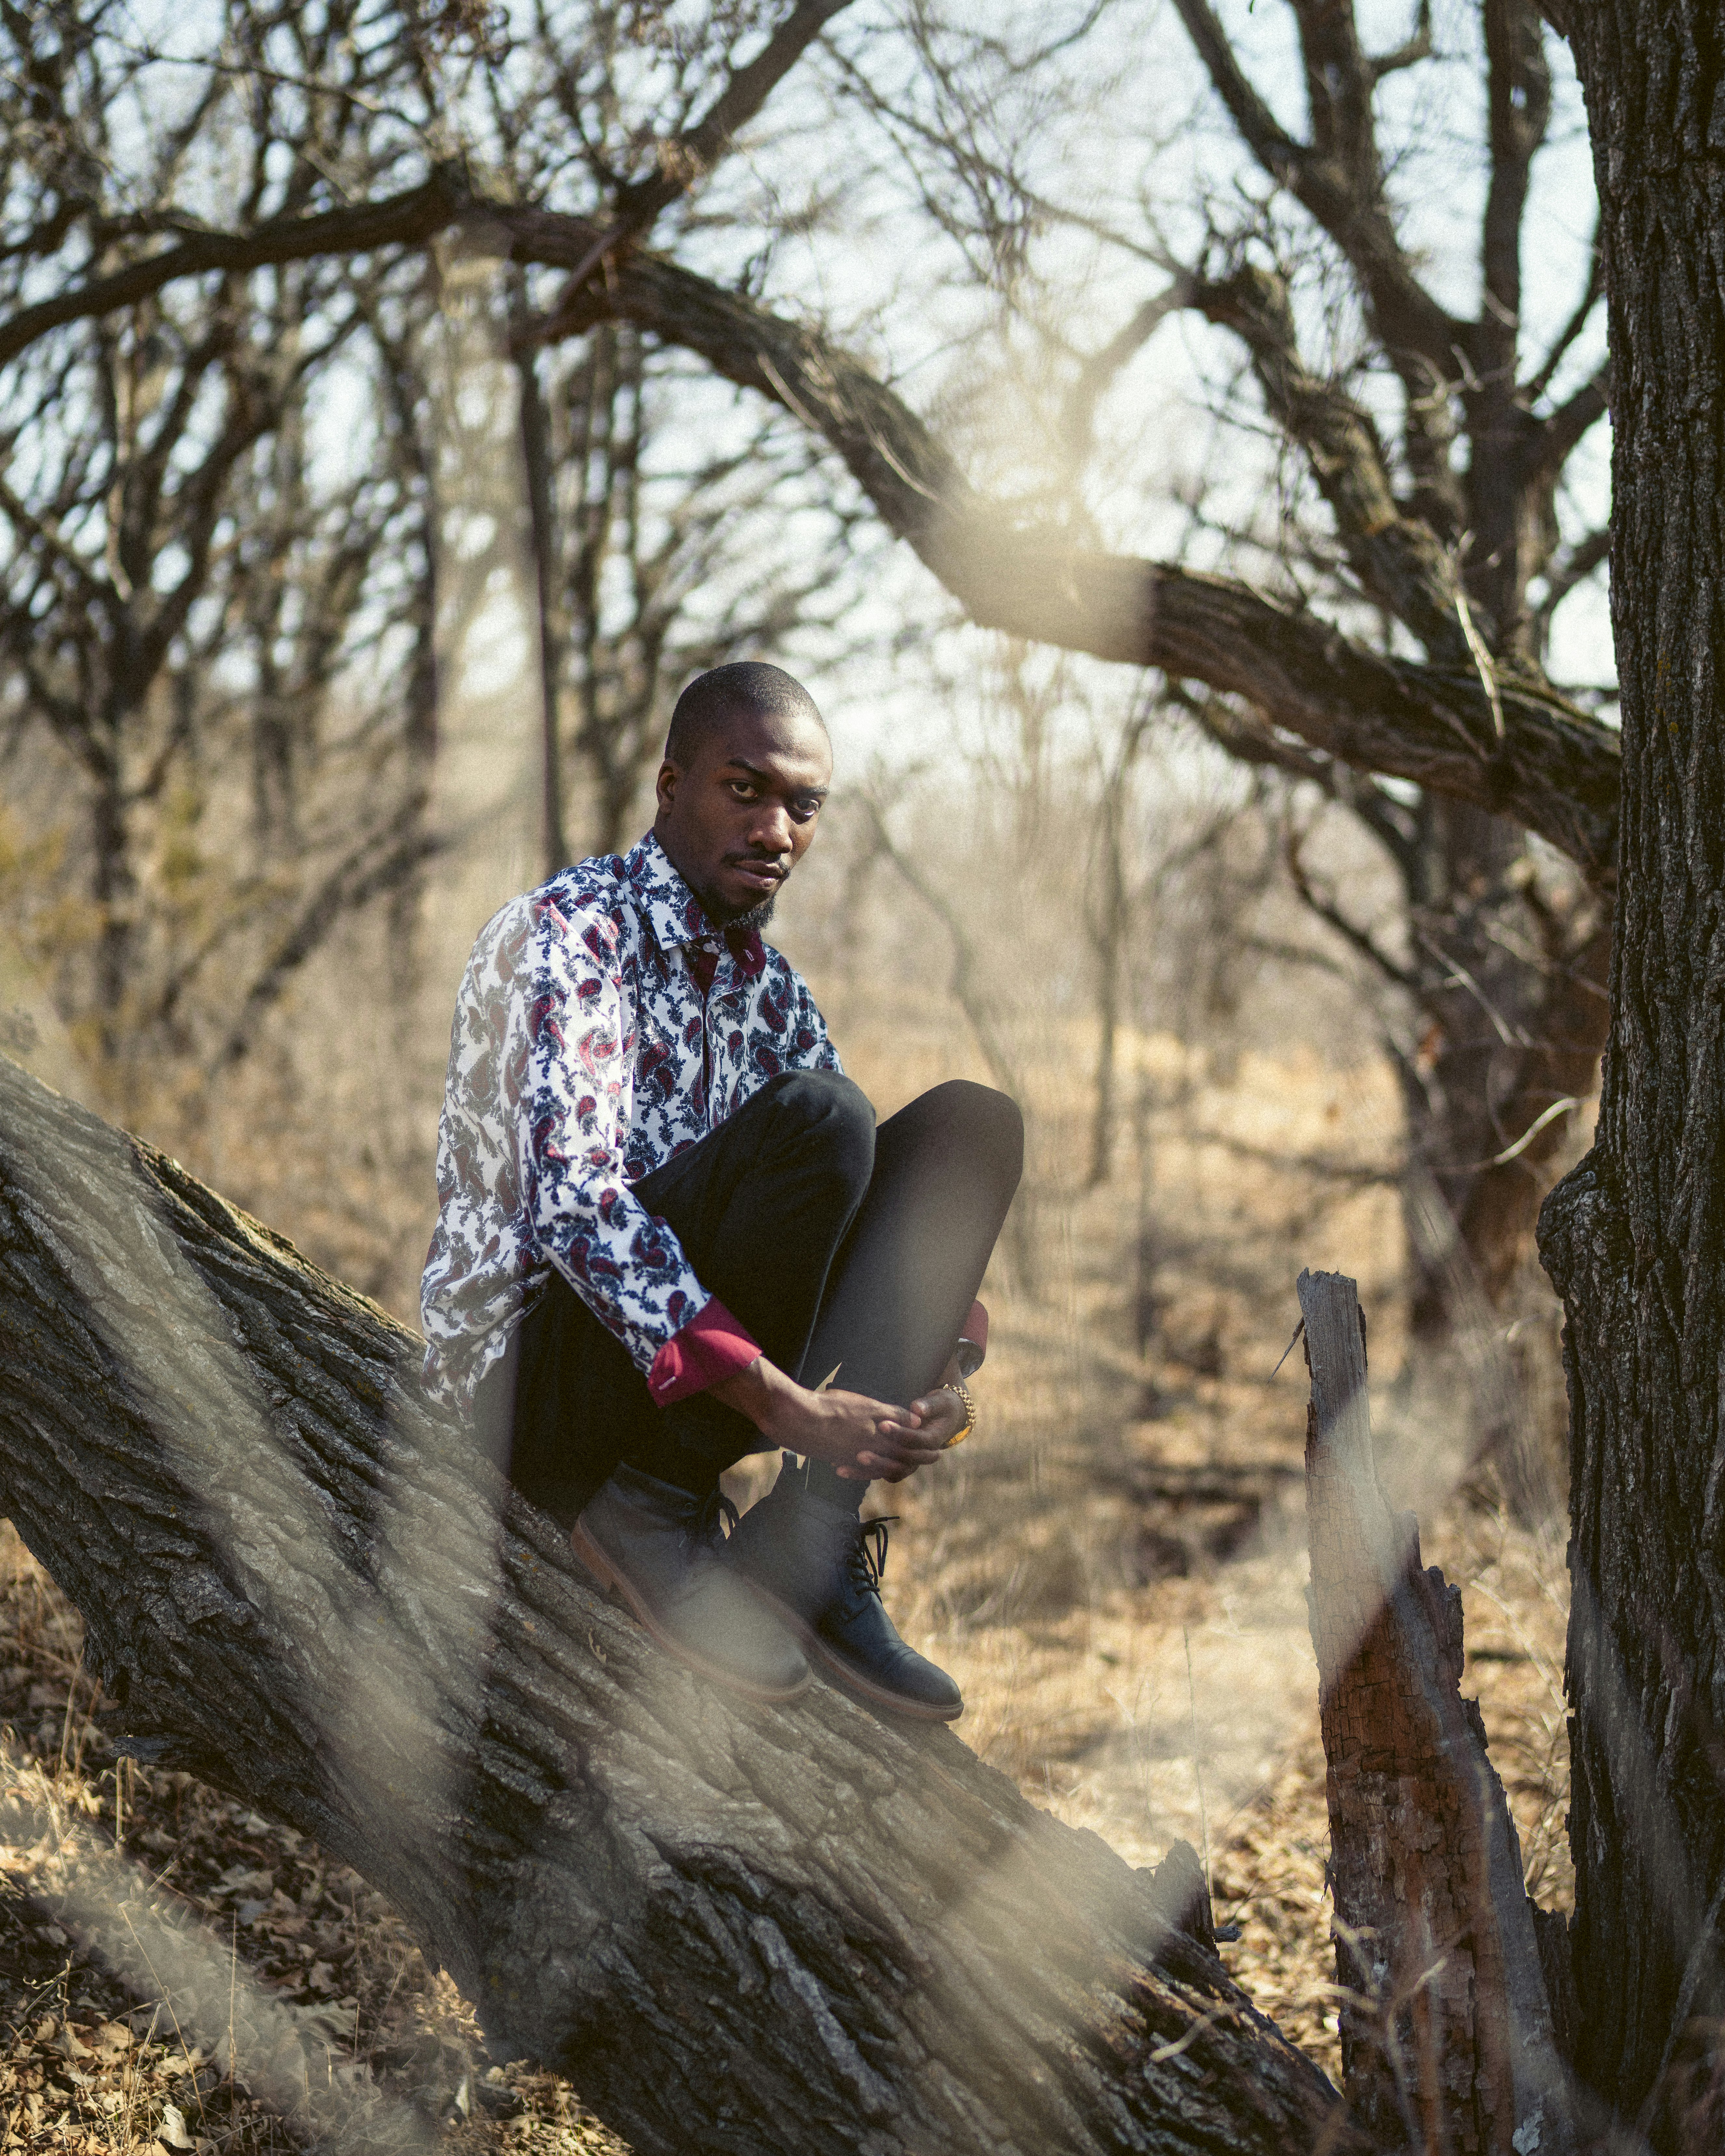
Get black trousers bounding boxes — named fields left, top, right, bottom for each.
left=474, top=1071, right=1023, bottom=1524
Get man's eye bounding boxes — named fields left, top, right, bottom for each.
left=793, top=799, right=821, bottom=822
left=729, top=782, right=758, bottom=800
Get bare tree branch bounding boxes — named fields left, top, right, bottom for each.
left=527, top=0, right=857, bottom=346
left=211, top=805, right=448, bottom=1070
left=1523, top=221, right=1602, bottom=403
left=1285, top=819, right=1416, bottom=989
left=1368, top=0, right=1433, bottom=79
left=859, top=792, right=1023, bottom=1100
left=0, top=172, right=464, bottom=369
left=1530, top=358, right=1610, bottom=478
left=1536, top=525, right=1611, bottom=625
left=1480, top=0, right=1553, bottom=381
left=0, top=29, right=1622, bottom=895
left=1169, top=0, right=1461, bottom=381
left=543, top=241, right=1619, bottom=880
left=1062, top=278, right=1191, bottom=461
left=1192, top=261, right=1462, bottom=654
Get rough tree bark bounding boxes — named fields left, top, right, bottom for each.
left=1536, top=0, right=1725, bottom=2132
left=0, top=1049, right=1347, bottom=2155
left=1298, top=1268, right=1574, bottom=2153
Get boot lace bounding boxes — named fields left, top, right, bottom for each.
left=689, top=1486, right=740, bottom=1559
left=847, top=1516, right=897, bottom=1600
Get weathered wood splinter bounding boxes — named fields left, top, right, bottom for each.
left=1298, top=1265, right=1575, bottom=2154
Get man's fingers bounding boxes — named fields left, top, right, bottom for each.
left=852, top=1431, right=947, bottom=1482
left=870, top=1452, right=941, bottom=1482
left=864, top=1419, right=944, bottom=1453
left=852, top=1393, right=914, bottom=1425
left=855, top=1435, right=947, bottom=1475
left=808, top=1388, right=949, bottom=1481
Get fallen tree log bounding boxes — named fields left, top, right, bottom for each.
left=0, top=1048, right=1347, bottom=2155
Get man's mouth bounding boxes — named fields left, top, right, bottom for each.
left=729, top=858, right=784, bottom=892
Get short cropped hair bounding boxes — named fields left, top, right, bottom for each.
left=664, top=661, right=825, bottom=767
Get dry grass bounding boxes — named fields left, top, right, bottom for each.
left=0, top=1034, right=1575, bottom=2145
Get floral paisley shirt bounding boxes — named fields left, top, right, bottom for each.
left=420, top=834, right=841, bottom=1415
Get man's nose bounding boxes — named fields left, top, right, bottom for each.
left=746, top=801, right=795, bottom=855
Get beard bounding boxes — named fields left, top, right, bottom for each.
left=724, top=891, right=777, bottom=936
left=695, top=883, right=777, bottom=935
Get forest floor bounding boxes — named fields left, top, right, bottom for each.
left=0, top=1040, right=1574, bottom=2152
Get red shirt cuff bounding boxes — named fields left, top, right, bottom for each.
left=647, top=1297, right=762, bottom=1405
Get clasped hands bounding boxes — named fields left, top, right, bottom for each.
left=710, top=1354, right=972, bottom=1483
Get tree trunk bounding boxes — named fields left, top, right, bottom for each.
left=1298, top=1268, right=1575, bottom=2153
left=1536, top=0, right=1725, bottom=2132
left=1399, top=804, right=1610, bottom=1349
left=0, top=1050, right=1346, bottom=2155
left=1389, top=801, right=1611, bottom=1518
left=1286, top=780, right=1610, bottom=1511
left=516, top=339, right=569, bottom=883
left=382, top=328, right=443, bottom=1007
left=89, top=741, right=139, bottom=1074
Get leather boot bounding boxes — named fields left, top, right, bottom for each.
left=725, top=1460, right=963, bottom=1720
left=572, top=1464, right=810, bottom=1703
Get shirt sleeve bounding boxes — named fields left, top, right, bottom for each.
left=517, top=898, right=723, bottom=1378
left=792, top=975, right=843, bottom=1075
left=647, top=1296, right=762, bottom=1404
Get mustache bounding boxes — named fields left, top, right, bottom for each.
left=692, top=869, right=779, bottom=931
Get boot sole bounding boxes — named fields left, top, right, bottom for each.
left=570, top=1520, right=812, bottom=1706
left=740, top=1581, right=964, bottom=1723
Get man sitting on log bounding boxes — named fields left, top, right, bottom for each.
left=420, top=662, right=1022, bottom=1718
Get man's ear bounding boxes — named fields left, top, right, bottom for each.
left=653, top=758, right=679, bottom=815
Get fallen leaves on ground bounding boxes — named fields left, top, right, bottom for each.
left=0, top=1523, right=625, bottom=2155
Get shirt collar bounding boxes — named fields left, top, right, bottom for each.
left=625, top=833, right=768, bottom=981
left=628, top=833, right=712, bottom=957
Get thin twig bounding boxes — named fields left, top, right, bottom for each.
left=1184, top=1627, right=1211, bottom=1894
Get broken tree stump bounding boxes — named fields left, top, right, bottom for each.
left=1297, top=1265, right=1575, bottom=2154
left=0, top=1046, right=1350, bottom=2154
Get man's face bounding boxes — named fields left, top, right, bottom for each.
left=653, top=702, right=832, bottom=925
